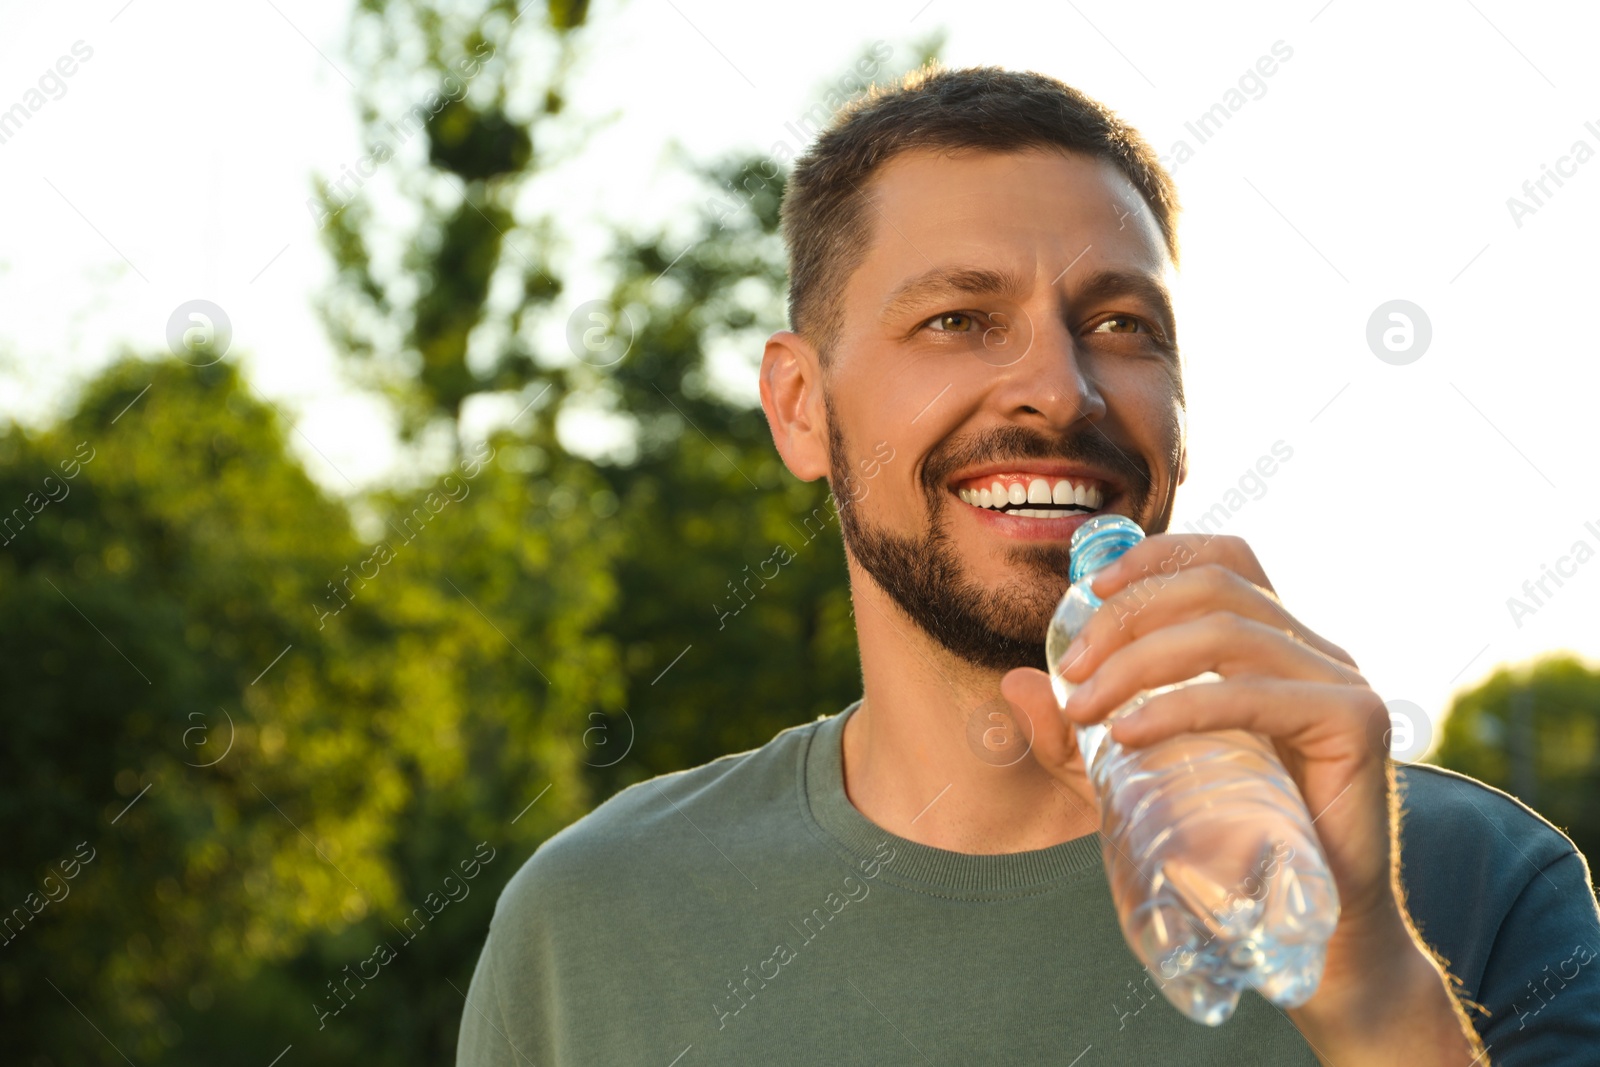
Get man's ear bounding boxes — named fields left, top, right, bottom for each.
left=1174, top=401, right=1189, bottom=487
left=760, top=330, right=830, bottom=482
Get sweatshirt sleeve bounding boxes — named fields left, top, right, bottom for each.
left=1471, top=849, right=1600, bottom=1064
left=456, top=931, right=530, bottom=1067
left=456, top=842, right=565, bottom=1067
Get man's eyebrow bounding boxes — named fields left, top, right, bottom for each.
left=1071, top=268, right=1177, bottom=340
left=880, top=265, right=1032, bottom=324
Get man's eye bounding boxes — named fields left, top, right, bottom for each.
left=925, top=311, right=979, bottom=333
left=1092, top=314, right=1149, bottom=335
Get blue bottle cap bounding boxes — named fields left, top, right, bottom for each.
left=1068, top=514, right=1146, bottom=583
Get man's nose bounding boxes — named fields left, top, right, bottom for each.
left=986, top=311, right=1106, bottom=430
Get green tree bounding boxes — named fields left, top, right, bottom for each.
left=316, top=0, right=584, bottom=436
left=1433, top=654, right=1600, bottom=877
left=0, top=357, right=613, bottom=1064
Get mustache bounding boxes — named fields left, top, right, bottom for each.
left=921, top=424, right=1153, bottom=506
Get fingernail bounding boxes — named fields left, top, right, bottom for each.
left=1061, top=636, right=1086, bottom=671
left=1064, top=675, right=1095, bottom=716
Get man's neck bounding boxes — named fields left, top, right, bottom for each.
left=841, top=577, right=1100, bottom=855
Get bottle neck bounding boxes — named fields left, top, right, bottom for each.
left=1068, top=515, right=1146, bottom=583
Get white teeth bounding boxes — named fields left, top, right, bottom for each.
left=957, top=477, right=1107, bottom=511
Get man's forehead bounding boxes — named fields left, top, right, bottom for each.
left=853, top=146, right=1172, bottom=297
left=864, top=145, right=1152, bottom=220
left=835, top=154, right=1171, bottom=343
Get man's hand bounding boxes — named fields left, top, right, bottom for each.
left=999, top=533, right=1484, bottom=1064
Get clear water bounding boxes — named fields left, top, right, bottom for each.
left=1047, top=516, right=1340, bottom=1025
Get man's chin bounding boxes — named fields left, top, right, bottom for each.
left=841, top=530, right=1067, bottom=674
left=941, top=631, right=1049, bottom=674
left=886, top=575, right=1058, bottom=674
left=833, top=472, right=1073, bottom=675
left=947, top=600, right=1056, bottom=673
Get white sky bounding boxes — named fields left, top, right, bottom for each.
left=2, top=0, right=1597, bottom=749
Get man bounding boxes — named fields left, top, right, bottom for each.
left=458, top=67, right=1600, bottom=1064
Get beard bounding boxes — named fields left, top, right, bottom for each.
left=828, top=408, right=1155, bottom=672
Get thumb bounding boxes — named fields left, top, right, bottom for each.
left=1001, top=667, right=1079, bottom=779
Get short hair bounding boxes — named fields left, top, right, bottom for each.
left=780, top=65, right=1181, bottom=356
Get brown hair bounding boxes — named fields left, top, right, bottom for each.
left=779, top=64, right=1181, bottom=356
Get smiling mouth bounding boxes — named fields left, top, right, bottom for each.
left=953, top=474, right=1106, bottom=519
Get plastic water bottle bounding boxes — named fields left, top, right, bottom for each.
left=1045, top=515, right=1339, bottom=1025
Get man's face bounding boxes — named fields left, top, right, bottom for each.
left=822, top=147, right=1185, bottom=671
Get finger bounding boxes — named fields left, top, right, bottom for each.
left=1109, top=675, right=1380, bottom=760
left=1073, top=539, right=1357, bottom=674
left=1060, top=563, right=1285, bottom=681
left=1000, top=667, right=1077, bottom=773
left=1062, top=613, right=1360, bottom=723
left=1090, top=533, right=1268, bottom=598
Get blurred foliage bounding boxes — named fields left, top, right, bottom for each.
left=1, top=2, right=937, bottom=1064
left=0, top=358, right=613, bottom=1063
left=321, top=0, right=580, bottom=431
left=1433, top=654, right=1600, bottom=872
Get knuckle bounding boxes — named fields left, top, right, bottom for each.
left=1196, top=562, right=1235, bottom=591
left=1209, top=609, right=1251, bottom=640
left=1146, top=681, right=1199, bottom=719
left=1327, top=642, right=1359, bottom=669
left=1105, top=590, right=1149, bottom=633
left=1094, top=644, right=1128, bottom=681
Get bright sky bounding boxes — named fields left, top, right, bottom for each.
left=2, top=0, right=1597, bottom=750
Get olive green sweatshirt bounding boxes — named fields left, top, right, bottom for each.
left=458, top=702, right=1600, bottom=1065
